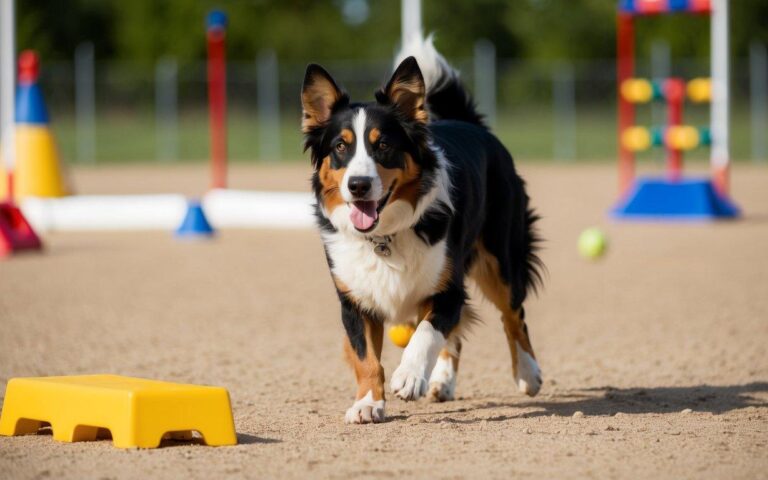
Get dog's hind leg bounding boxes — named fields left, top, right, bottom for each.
left=469, top=243, right=542, bottom=396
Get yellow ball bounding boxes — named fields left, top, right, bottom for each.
left=620, top=78, right=653, bottom=104
left=667, top=125, right=700, bottom=151
left=687, top=78, right=711, bottom=103
left=388, top=324, right=415, bottom=348
left=578, top=227, right=607, bottom=260
left=621, top=126, right=652, bottom=152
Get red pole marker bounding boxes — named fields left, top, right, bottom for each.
left=664, top=78, right=686, bottom=181
left=206, top=10, right=228, bottom=190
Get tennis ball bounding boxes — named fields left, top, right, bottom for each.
left=388, top=324, right=415, bottom=348
left=578, top=228, right=607, bottom=260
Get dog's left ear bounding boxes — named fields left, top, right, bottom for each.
left=380, top=56, right=427, bottom=124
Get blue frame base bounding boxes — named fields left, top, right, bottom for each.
left=611, top=177, right=740, bottom=221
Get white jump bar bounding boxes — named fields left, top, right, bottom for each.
left=21, top=189, right=316, bottom=232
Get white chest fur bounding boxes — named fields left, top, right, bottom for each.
left=323, top=229, right=447, bottom=324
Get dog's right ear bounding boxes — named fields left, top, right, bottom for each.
left=301, top=64, right=344, bottom=133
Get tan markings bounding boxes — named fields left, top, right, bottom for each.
left=344, top=317, right=385, bottom=401
left=331, top=274, right=350, bottom=294
left=468, top=242, right=537, bottom=378
left=437, top=256, right=453, bottom=293
left=368, top=128, right=381, bottom=144
left=340, top=128, right=354, bottom=144
left=378, top=153, right=422, bottom=209
left=387, top=78, right=428, bottom=124
left=418, top=298, right=433, bottom=323
left=318, top=156, right=346, bottom=212
left=301, top=75, right=343, bottom=133
left=439, top=337, right=462, bottom=372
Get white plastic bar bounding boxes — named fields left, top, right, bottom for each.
left=20, top=190, right=316, bottom=232
left=1, top=0, right=15, bottom=172
left=710, top=0, right=730, bottom=175
left=401, top=0, right=421, bottom=46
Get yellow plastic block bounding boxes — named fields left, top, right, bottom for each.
left=0, top=375, right=237, bottom=448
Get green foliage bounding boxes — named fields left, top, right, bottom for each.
left=16, top=0, right=768, bottom=66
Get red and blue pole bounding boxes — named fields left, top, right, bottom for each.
left=206, top=10, right=227, bottom=190
left=663, top=78, right=685, bottom=181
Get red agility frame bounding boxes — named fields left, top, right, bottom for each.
left=616, top=0, right=717, bottom=196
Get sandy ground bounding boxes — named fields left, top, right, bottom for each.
left=1, top=163, right=767, bottom=479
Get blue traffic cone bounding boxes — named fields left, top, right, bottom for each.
left=175, top=200, right=215, bottom=238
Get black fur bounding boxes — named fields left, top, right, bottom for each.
left=426, top=76, right=486, bottom=126
left=338, top=292, right=367, bottom=360
left=428, top=120, right=543, bottom=309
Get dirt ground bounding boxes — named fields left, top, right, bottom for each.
left=1, top=163, right=767, bottom=479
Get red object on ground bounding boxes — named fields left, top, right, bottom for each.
left=0, top=202, right=42, bottom=258
left=207, top=26, right=227, bottom=189
left=664, top=78, right=686, bottom=181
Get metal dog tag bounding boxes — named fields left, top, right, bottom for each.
left=373, top=243, right=391, bottom=257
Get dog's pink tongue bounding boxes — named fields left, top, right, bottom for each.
left=350, top=201, right=378, bottom=231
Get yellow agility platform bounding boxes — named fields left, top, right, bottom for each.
left=0, top=375, right=237, bottom=448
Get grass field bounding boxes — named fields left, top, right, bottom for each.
left=47, top=103, right=761, bottom=164
left=1, top=162, right=767, bottom=479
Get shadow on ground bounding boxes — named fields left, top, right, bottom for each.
left=422, top=382, right=768, bottom=423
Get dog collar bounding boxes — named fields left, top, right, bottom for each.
left=366, top=234, right=394, bottom=257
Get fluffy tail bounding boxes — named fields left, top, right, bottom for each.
left=395, top=34, right=485, bottom=127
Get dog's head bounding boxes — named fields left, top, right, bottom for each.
left=302, top=57, right=438, bottom=235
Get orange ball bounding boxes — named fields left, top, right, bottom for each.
left=388, top=324, right=415, bottom=348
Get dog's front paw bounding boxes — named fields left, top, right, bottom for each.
left=344, top=391, right=385, bottom=424
left=390, top=363, right=428, bottom=401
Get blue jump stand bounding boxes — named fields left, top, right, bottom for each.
left=175, top=200, right=215, bottom=238
left=611, top=177, right=740, bottom=220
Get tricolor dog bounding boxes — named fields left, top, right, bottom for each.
left=301, top=36, right=544, bottom=424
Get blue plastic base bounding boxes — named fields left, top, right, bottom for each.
left=175, top=200, right=215, bottom=237
left=611, top=177, right=740, bottom=221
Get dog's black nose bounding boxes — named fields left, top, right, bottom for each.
left=348, top=176, right=372, bottom=197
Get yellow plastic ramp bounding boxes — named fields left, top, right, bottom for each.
left=0, top=375, right=237, bottom=448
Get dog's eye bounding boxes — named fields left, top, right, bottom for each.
left=378, top=142, right=389, bottom=152
left=335, top=142, right=347, bottom=153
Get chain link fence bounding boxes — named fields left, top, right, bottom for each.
left=36, top=45, right=766, bottom=165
